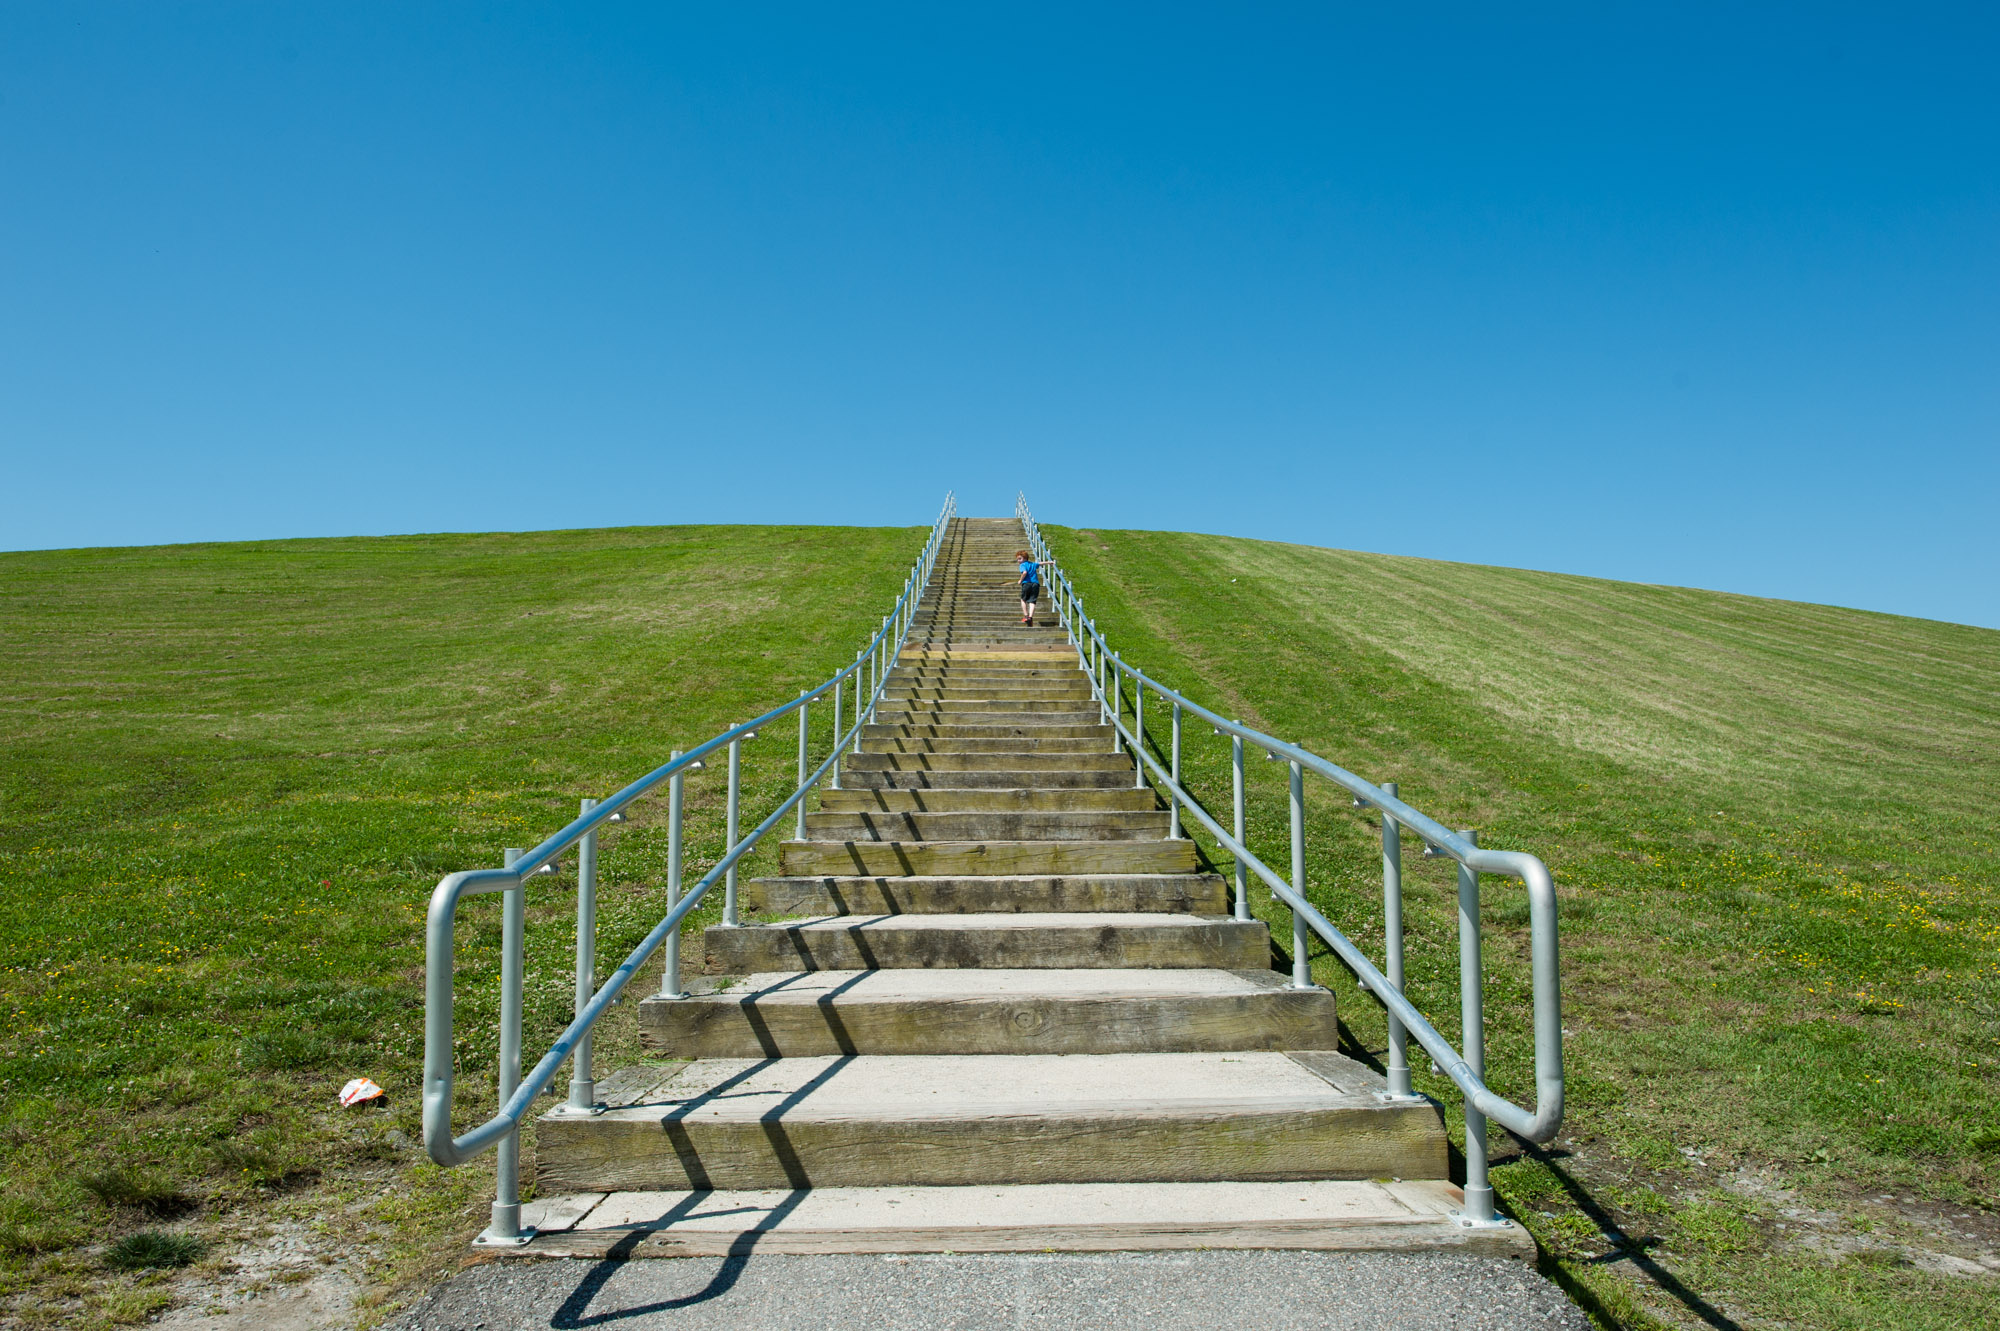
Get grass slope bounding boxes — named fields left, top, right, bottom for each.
left=0, top=524, right=919, bottom=1327
left=1048, top=524, right=2000, bottom=1330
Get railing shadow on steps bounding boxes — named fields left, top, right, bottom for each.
left=1015, top=491, right=1562, bottom=1230
left=421, top=492, right=957, bottom=1245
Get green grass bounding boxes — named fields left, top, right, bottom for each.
left=7, top=517, right=1996, bottom=1327
left=0, top=523, right=920, bottom=1326
left=100, top=1232, right=204, bottom=1272
left=1047, top=524, right=2000, bottom=1330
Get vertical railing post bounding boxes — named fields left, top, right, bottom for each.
left=1169, top=700, right=1183, bottom=839
left=724, top=729, right=743, bottom=927
left=1133, top=674, right=1146, bottom=788
left=831, top=669, right=843, bottom=790
left=1289, top=759, right=1312, bottom=989
left=1381, top=782, right=1414, bottom=1099
left=1111, top=653, right=1122, bottom=755
left=795, top=690, right=810, bottom=840
left=854, top=648, right=865, bottom=750
left=1231, top=727, right=1249, bottom=920
left=874, top=617, right=888, bottom=720
left=1458, top=829, right=1494, bottom=1223
left=565, top=801, right=600, bottom=1114
left=660, top=751, right=688, bottom=999
left=479, top=847, right=528, bottom=1244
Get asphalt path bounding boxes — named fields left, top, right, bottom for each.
left=389, top=1250, right=1589, bottom=1330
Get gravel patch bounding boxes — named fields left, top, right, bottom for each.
left=389, top=1249, right=1588, bottom=1330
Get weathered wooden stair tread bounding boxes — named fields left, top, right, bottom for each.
left=855, top=737, right=1113, bottom=754
left=815, top=788, right=1155, bottom=812
left=801, top=811, right=1171, bottom=840
left=533, top=1051, right=1445, bottom=1191
left=842, top=752, right=1134, bottom=770
left=638, top=968, right=1341, bottom=1057
left=839, top=768, right=1140, bottom=789
left=516, top=1179, right=1530, bottom=1259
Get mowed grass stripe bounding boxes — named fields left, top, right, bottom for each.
left=1046, top=523, right=2000, bottom=1331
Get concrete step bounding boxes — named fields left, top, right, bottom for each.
left=534, top=1050, right=1444, bottom=1192
left=744, top=872, right=1230, bottom=916
left=860, top=722, right=1111, bottom=741
left=843, top=753, right=1133, bottom=772
left=802, top=810, right=1171, bottom=842
left=516, top=1178, right=1528, bottom=1259
left=778, top=838, right=1193, bottom=876
left=816, top=788, right=1154, bottom=813
left=857, top=737, right=1110, bottom=756
left=838, top=768, right=1138, bottom=790
left=703, top=910, right=1260, bottom=971
left=640, top=968, right=1338, bottom=1058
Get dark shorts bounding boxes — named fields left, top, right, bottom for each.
left=1020, top=581, right=1040, bottom=602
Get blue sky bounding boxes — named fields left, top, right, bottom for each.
left=3, top=4, right=1995, bottom=626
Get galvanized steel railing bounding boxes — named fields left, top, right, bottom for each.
left=1016, top=493, right=1562, bottom=1228
left=422, top=492, right=956, bottom=1244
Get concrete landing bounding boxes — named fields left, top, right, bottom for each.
left=514, top=1179, right=1530, bottom=1260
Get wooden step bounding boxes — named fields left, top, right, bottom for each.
left=843, top=753, right=1134, bottom=773
left=837, top=767, right=1137, bottom=789
left=868, top=704, right=1101, bottom=718
left=534, top=1050, right=1444, bottom=1192
left=857, top=737, right=1111, bottom=756
left=744, top=872, right=1230, bottom=916
left=777, top=837, right=1193, bottom=875
left=639, top=968, right=1338, bottom=1057
left=801, top=811, right=1170, bottom=841
left=873, top=705, right=1102, bottom=722
left=815, top=788, right=1155, bottom=813
left=888, top=667, right=1088, bottom=679
left=702, top=911, right=1260, bottom=971
left=860, top=722, right=1111, bottom=741
left=886, top=685, right=1091, bottom=701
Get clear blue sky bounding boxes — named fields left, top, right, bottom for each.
left=3, top=4, right=1995, bottom=626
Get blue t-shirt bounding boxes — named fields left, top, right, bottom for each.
left=1018, top=559, right=1040, bottom=585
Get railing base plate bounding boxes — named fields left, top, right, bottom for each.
left=472, top=1227, right=538, bottom=1247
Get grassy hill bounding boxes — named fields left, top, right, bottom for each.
left=2, top=520, right=1995, bottom=1328
left=0, top=524, right=920, bottom=1326
left=1046, top=524, right=2000, bottom=1330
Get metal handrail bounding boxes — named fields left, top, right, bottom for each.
left=422, top=492, right=956, bottom=1243
left=1015, top=493, right=1561, bottom=1228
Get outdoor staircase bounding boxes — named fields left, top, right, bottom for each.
left=524, top=517, right=1526, bottom=1258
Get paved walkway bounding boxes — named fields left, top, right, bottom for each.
left=390, top=1250, right=1589, bottom=1330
